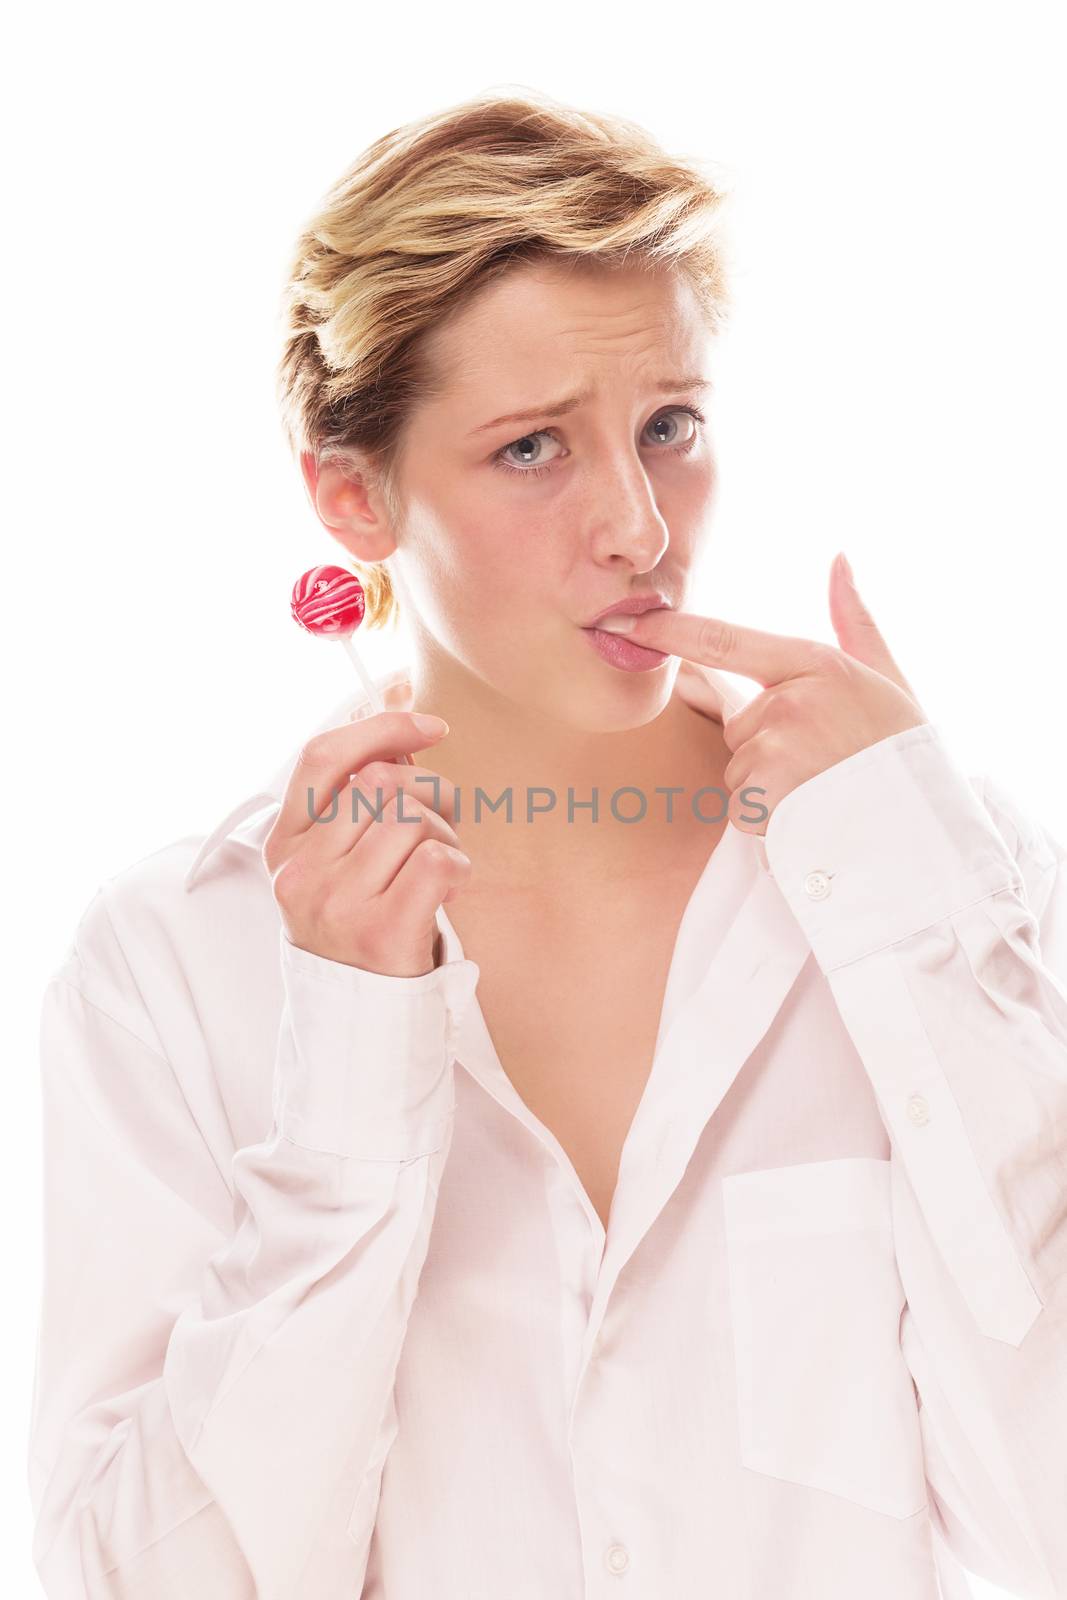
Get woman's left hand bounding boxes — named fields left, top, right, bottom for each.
left=601, top=554, right=929, bottom=836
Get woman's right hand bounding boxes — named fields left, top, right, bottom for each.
left=262, top=711, right=472, bottom=979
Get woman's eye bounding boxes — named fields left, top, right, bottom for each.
left=645, top=408, right=700, bottom=448
left=490, top=406, right=705, bottom=482
left=492, top=430, right=565, bottom=476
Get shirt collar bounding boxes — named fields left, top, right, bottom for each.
left=183, top=657, right=749, bottom=892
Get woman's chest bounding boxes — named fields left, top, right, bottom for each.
left=444, top=862, right=711, bottom=1231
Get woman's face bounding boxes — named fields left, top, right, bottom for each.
left=392, top=257, right=720, bottom=732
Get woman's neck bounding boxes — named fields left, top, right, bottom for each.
left=406, top=655, right=730, bottom=891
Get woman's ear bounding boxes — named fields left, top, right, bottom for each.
left=299, top=450, right=398, bottom=564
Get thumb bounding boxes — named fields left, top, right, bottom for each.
left=828, top=553, right=915, bottom=696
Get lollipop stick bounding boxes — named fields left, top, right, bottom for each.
left=339, top=633, right=385, bottom=711
left=339, top=634, right=415, bottom=766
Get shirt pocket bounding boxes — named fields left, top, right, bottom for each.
left=721, top=1154, right=928, bottom=1519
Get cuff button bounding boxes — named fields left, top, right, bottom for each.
left=803, top=869, right=832, bottom=901
left=605, top=1544, right=630, bottom=1575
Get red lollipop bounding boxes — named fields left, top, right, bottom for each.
left=291, top=564, right=365, bottom=636
left=291, top=564, right=413, bottom=765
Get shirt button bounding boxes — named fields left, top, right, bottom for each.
left=605, top=1543, right=630, bottom=1574
left=803, top=870, right=832, bottom=901
left=907, top=1094, right=931, bottom=1126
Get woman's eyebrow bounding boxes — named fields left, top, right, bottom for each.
left=467, top=375, right=712, bottom=437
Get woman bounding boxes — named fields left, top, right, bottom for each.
left=29, top=88, right=1067, bottom=1600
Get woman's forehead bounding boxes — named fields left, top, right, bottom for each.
left=419, top=264, right=709, bottom=409
left=444, top=256, right=697, bottom=339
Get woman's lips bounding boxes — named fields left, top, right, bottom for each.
left=580, top=624, right=669, bottom=672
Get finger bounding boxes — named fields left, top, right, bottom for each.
left=384, top=837, right=473, bottom=934
left=265, top=711, right=448, bottom=870
left=344, top=762, right=457, bottom=833
left=723, top=731, right=779, bottom=808
left=602, top=608, right=820, bottom=686
left=828, top=555, right=916, bottom=698
left=297, top=763, right=459, bottom=869
left=720, top=686, right=779, bottom=753
left=354, top=790, right=464, bottom=898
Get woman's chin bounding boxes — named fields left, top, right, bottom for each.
left=554, top=646, right=678, bottom=733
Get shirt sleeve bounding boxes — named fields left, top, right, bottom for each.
left=28, top=892, right=480, bottom=1600
left=761, top=719, right=1067, bottom=1600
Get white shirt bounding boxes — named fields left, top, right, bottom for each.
left=28, top=658, right=1067, bottom=1600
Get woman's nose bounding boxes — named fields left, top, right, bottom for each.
left=587, top=457, right=670, bottom=569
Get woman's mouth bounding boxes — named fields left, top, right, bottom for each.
left=580, top=625, right=669, bottom=672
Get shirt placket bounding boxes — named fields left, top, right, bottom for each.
left=562, top=875, right=814, bottom=1592
left=440, top=867, right=815, bottom=1592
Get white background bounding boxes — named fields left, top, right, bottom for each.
left=7, top=2, right=1064, bottom=1594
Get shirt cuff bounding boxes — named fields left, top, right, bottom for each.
left=272, top=930, right=481, bottom=1160
left=760, top=722, right=1023, bottom=973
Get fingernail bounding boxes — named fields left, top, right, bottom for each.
left=412, top=712, right=449, bottom=736
left=596, top=614, right=637, bottom=634
left=838, top=552, right=856, bottom=586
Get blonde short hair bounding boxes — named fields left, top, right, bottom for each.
left=276, top=87, right=734, bottom=629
